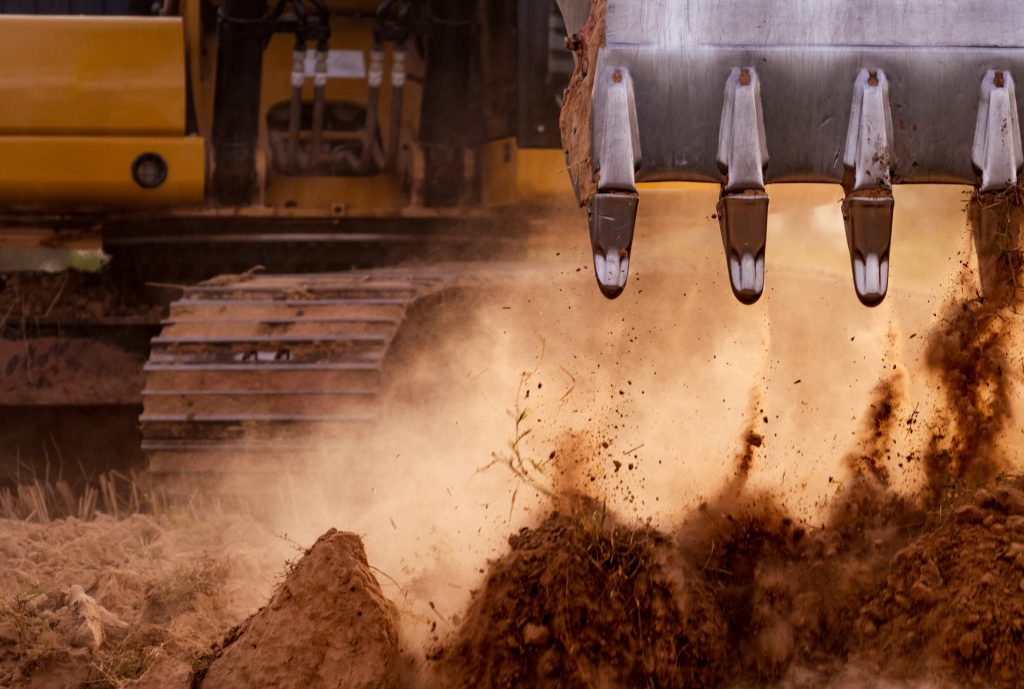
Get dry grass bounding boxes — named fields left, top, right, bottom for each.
left=0, top=470, right=165, bottom=523
left=88, top=630, right=169, bottom=689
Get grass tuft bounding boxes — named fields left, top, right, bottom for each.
left=0, top=470, right=165, bottom=523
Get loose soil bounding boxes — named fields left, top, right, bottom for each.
left=430, top=503, right=727, bottom=689
left=1, top=193, right=1023, bottom=688
left=195, top=529, right=402, bottom=689
left=0, top=512, right=292, bottom=689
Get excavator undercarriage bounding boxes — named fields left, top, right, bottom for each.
left=2, top=0, right=1023, bottom=495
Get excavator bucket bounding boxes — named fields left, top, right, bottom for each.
left=557, top=0, right=1024, bottom=304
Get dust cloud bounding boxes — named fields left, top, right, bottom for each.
left=241, top=182, right=1023, bottom=685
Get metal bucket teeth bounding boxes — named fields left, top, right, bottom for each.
left=589, top=192, right=638, bottom=299
left=717, top=67, right=769, bottom=304
left=587, top=65, right=640, bottom=298
left=560, top=0, right=1024, bottom=306
left=718, top=192, right=768, bottom=304
left=973, top=70, right=1023, bottom=192
left=843, top=69, right=895, bottom=306
left=843, top=193, right=894, bottom=307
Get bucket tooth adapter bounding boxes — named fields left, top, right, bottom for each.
left=590, top=65, right=641, bottom=299
left=557, top=0, right=1024, bottom=304
left=842, top=69, right=895, bottom=307
left=970, top=70, right=1024, bottom=301
left=717, top=67, right=769, bottom=304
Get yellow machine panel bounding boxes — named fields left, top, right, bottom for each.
left=0, top=16, right=186, bottom=136
left=0, top=136, right=205, bottom=208
left=479, top=139, right=574, bottom=207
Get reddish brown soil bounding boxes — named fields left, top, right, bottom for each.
left=429, top=475, right=1024, bottom=689
left=4, top=193, right=1024, bottom=688
left=430, top=503, right=727, bottom=689
left=857, top=482, right=1024, bottom=688
left=0, top=271, right=162, bottom=324
left=194, top=529, right=402, bottom=689
left=559, top=0, right=606, bottom=205
left=0, top=514, right=290, bottom=689
left=431, top=188, right=1024, bottom=689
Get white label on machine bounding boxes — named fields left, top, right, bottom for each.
left=303, top=50, right=366, bottom=79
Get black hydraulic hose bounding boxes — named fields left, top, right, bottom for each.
left=303, top=0, right=331, bottom=169
left=386, top=42, right=406, bottom=171
left=358, top=41, right=384, bottom=171
left=419, top=0, right=474, bottom=206
left=310, top=48, right=328, bottom=166
left=211, top=0, right=270, bottom=205
left=286, top=3, right=309, bottom=173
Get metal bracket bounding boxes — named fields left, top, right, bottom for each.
left=589, top=66, right=641, bottom=299
left=844, top=69, right=894, bottom=191
left=592, top=66, right=640, bottom=193
left=972, top=69, right=1023, bottom=192
left=843, top=69, right=895, bottom=306
left=718, top=68, right=768, bottom=193
left=717, top=67, right=769, bottom=304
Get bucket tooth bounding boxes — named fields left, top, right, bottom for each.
left=588, top=65, right=641, bottom=299
left=842, top=193, right=894, bottom=306
left=717, top=67, right=769, bottom=304
left=717, top=192, right=768, bottom=304
left=589, top=192, right=639, bottom=298
left=972, top=70, right=1023, bottom=192
left=843, top=69, right=895, bottom=306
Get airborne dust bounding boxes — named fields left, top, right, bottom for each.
left=217, top=183, right=1022, bottom=689
left=11, top=183, right=1012, bottom=689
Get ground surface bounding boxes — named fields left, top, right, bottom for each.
left=1, top=186, right=1022, bottom=688
left=3, top=478, right=1022, bottom=689
left=0, top=512, right=292, bottom=689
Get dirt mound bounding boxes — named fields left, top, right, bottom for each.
left=197, top=528, right=402, bottom=689
left=856, top=478, right=1024, bottom=688
left=431, top=503, right=727, bottom=689
left=670, top=478, right=922, bottom=686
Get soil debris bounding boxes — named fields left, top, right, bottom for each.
left=0, top=513, right=288, bottom=689
left=430, top=502, right=726, bottom=689
left=922, top=190, right=1024, bottom=493
left=195, top=528, right=402, bottom=689
left=855, top=478, right=1024, bottom=689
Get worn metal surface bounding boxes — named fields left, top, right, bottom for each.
left=556, top=0, right=591, bottom=37
left=843, top=193, right=894, bottom=306
left=591, top=0, right=1024, bottom=185
left=588, top=192, right=638, bottom=298
left=592, top=66, right=640, bottom=192
left=844, top=69, right=894, bottom=191
left=718, top=192, right=768, bottom=304
left=973, top=70, right=1023, bottom=191
left=605, top=1, right=1024, bottom=48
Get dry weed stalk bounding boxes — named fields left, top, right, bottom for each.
left=479, top=367, right=557, bottom=517
left=0, top=470, right=165, bottom=523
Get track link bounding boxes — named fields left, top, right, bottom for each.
left=141, top=270, right=445, bottom=481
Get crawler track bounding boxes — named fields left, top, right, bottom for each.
left=142, top=270, right=448, bottom=483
